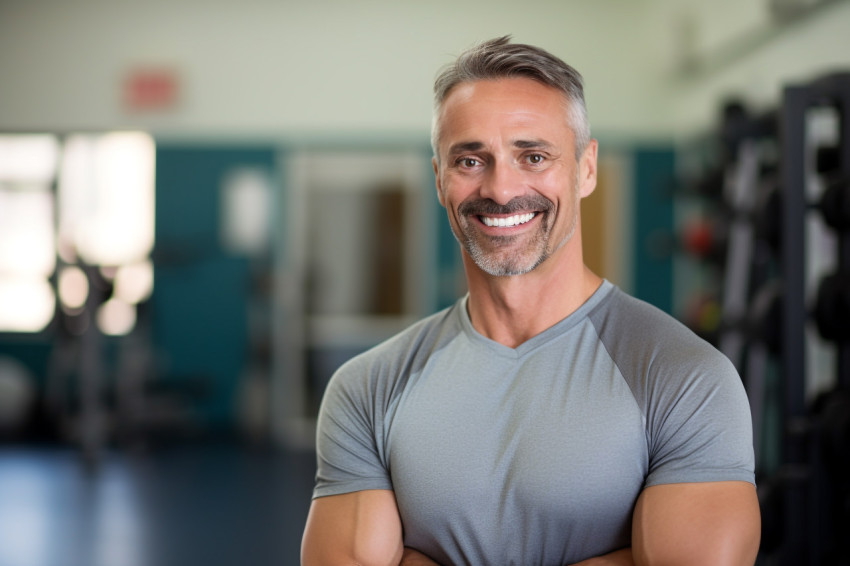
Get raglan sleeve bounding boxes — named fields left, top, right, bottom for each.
left=312, top=356, right=394, bottom=499
left=643, top=346, right=756, bottom=487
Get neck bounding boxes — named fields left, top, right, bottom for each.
left=463, top=237, right=603, bottom=349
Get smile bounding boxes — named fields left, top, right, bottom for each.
left=480, top=212, right=537, bottom=228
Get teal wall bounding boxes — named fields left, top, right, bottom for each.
left=0, top=141, right=678, bottom=434
left=632, top=147, right=676, bottom=314
left=153, top=144, right=276, bottom=427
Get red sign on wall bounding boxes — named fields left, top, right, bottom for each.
left=123, top=67, right=179, bottom=111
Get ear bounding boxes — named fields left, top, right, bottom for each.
left=578, top=139, right=598, bottom=199
left=433, top=157, right=446, bottom=207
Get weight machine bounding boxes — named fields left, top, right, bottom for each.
left=678, top=72, right=850, bottom=565
left=776, top=72, right=850, bottom=566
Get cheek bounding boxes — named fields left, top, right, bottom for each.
left=441, top=176, right=475, bottom=207
left=439, top=183, right=465, bottom=222
left=435, top=171, right=449, bottom=207
left=436, top=184, right=446, bottom=208
left=545, top=175, right=580, bottom=225
left=537, top=174, right=570, bottom=204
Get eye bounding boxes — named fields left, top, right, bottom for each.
left=457, top=157, right=481, bottom=168
left=526, top=153, right=545, bottom=165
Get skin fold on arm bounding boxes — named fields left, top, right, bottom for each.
left=631, top=481, right=761, bottom=566
left=301, top=489, right=404, bottom=566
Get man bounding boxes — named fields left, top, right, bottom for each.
left=302, top=36, right=760, bottom=565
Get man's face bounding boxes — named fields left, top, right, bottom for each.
left=433, top=77, right=596, bottom=277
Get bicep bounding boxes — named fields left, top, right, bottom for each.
left=632, top=481, right=760, bottom=566
left=302, top=489, right=404, bottom=566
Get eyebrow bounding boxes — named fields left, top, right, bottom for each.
left=447, top=141, right=484, bottom=157
left=512, top=139, right=554, bottom=150
left=446, top=139, right=553, bottom=157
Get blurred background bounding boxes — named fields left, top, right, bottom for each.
left=1, top=0, right=849, bottom=564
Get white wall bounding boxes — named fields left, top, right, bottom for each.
left=0, top=0, right=676, bottom=140
left=1, top=0, right=849, bottom=140
left=650, top=0, right=850, bottom=136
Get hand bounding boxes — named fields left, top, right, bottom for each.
left=399, top=547, right=441, bottom=565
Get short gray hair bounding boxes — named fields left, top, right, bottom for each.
left=431, top=35, right=590, bottom=161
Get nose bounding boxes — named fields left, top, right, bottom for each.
left=479, top=159, right=525, bottom=205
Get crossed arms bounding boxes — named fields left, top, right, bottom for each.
left=301, top=480, right=761, bottom=565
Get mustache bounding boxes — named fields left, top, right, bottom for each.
left=458, top=195, right=553, bottom=217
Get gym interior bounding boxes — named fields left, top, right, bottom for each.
left=1, top=1, right=849, bottom=564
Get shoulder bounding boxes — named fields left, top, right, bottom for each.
left=589, top=287, right=702, bottom=346
left=312, top=308, right=464, bottom=499
left=589, top=286, right=734, bottom=373
left=589, top=288, right=754, bottom=484
left=323, top=302, right=463, bottom=408
left=587, top=286, right=741, bottom=407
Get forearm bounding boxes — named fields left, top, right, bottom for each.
left=571, top=548, right=634, bottom=566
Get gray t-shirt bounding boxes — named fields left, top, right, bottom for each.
left=313, top=281, right=755, bottom=565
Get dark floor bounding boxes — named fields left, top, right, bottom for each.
left=3, top=439, right=845, bottom=566
left=0, top=440, right=316, bottom=566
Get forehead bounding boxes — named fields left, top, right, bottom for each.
left=437, top=77, right=572, bottom=151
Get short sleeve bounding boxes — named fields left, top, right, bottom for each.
left=312, top=359, right=394, bottom=499
left=589, top=287, right=756, bottom=488
left=644, top=352, right=756, bottom=487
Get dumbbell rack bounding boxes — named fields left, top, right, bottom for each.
left=776, top=72, right=850, bottom=566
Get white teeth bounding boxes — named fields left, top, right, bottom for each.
left=482, top=212, right=536, bottom=228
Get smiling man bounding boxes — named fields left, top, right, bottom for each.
left=302, top=36, right=761, bottom=566
left=438, top=78, right=584, bottom=280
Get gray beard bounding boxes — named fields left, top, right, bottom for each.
left=464, top=228, right=547, bottom=276
left=453, top=188, right=579, bottom=277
